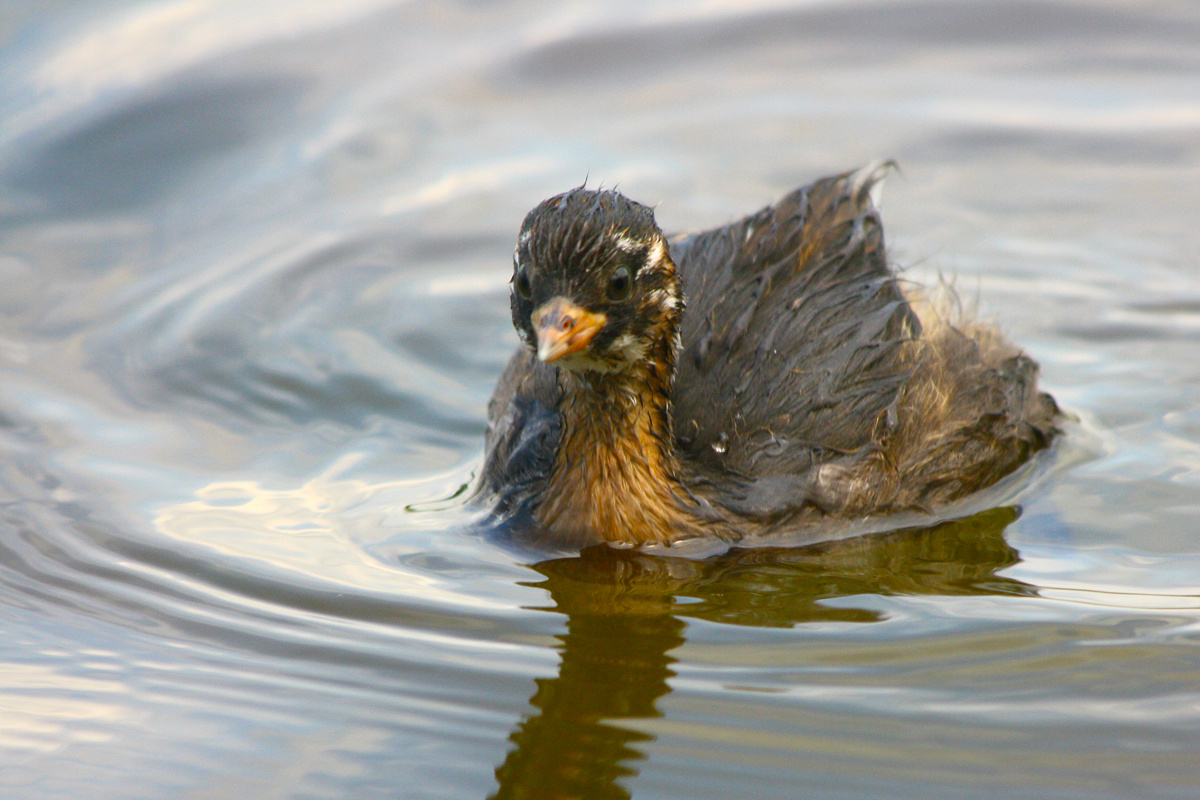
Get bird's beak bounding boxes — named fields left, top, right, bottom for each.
left=532, top=297, right=607, bottom=363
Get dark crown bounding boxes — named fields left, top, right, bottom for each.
left=517, top=188, right=662, bottom=273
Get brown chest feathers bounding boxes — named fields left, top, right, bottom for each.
left=532, top=366, right=699, bottom=547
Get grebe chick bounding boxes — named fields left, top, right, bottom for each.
left=478, top=167, right=1058, bottom=548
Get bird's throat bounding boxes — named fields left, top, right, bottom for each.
left=534, top=355, right=689, bottom=547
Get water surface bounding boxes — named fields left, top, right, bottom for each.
left=1, top=1, right=1199, bottom=798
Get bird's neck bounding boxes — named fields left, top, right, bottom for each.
left=535, top=335, right=691, bottom=546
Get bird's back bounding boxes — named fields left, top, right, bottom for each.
left=670, top=166, right=1057, bottom=519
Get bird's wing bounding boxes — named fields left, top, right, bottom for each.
left=670, top=166, right=919, bottom=485
left=477, top=349, right=561, bottom=514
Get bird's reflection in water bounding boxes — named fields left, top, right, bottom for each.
left=489, top=506, right=1033, bottom=799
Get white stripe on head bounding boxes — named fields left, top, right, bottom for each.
left=611, top=234, right=642, bottom=254
left=648, top=288, right=679, bottom=312
left=645, top=237, right=668, bottom=273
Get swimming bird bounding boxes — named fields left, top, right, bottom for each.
left=477, top=166, right=1058, bottom=548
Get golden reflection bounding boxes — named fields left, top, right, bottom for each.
left=490, top=506, right=1030, bottom=799
left=0, top=662, right=126, bottom=752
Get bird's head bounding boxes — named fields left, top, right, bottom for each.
left=510, top=188, right=682, bottom=374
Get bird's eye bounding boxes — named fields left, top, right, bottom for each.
left=514, top=266, right=532, bottom=300
left=607, top=266, right=632, bottom=301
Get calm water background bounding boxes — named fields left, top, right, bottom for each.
left=1, top=1, right=1199, bottom=798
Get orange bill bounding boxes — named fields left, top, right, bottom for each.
left=532, top=297, right=607, bottom=363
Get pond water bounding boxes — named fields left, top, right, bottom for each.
left=1, top=1, right=1199, bottom=798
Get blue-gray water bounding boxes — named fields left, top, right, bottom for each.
left=1, top=2, right=1198, bottom=798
